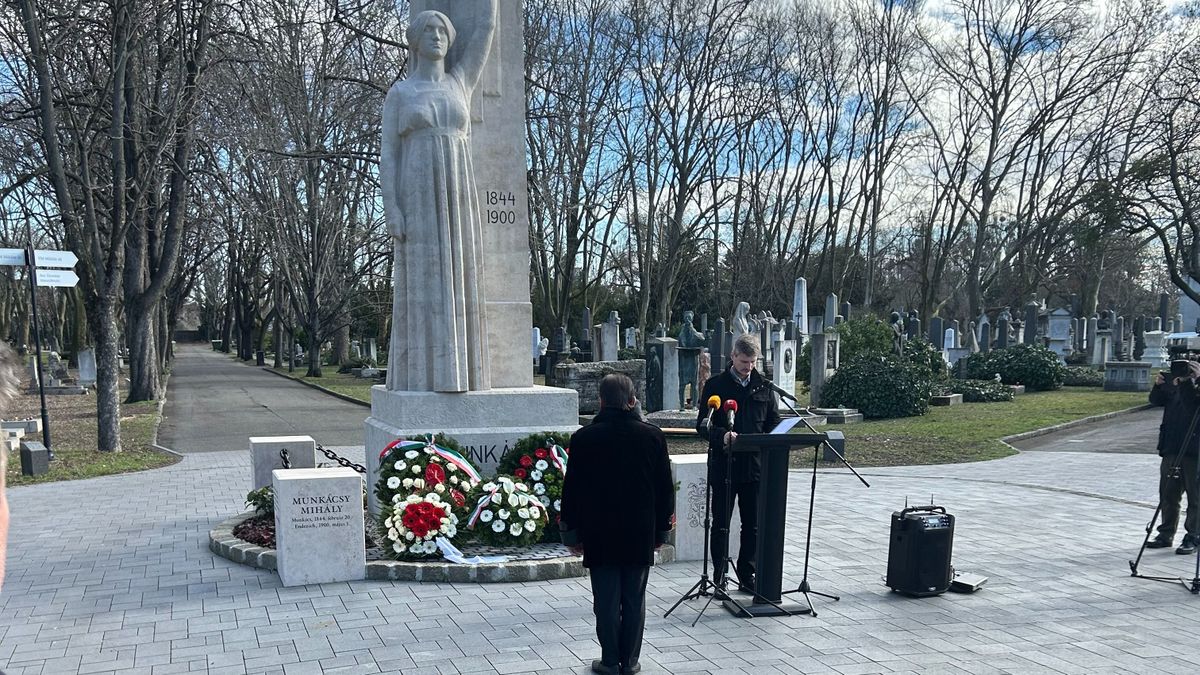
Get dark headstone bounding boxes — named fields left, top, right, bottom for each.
left=20, top=440, right=50, bottom=476
left=839, top=301, right=852, bottom=321
left=929, top=316, right=944, bottom=349
left=1070, top=293, right=1080, bottom=318
left=581, top=307, right=593, bottom=343
left=711, top=318, right=728, bottom=372
left=644, top=343, right=664, bottom=413
left=997, top=317, right=1011, bottom=349
left=1023, top=301, right=1039, bottom=345
left=553, top=327, right=569, bottom=353
left=700, top=313, right=708, bottom=334
left=1159, top=293, right=1170, bottom=327
left=1114, top=316, right=1126, bottom=360
left=905, top=311, right=920, bottom=340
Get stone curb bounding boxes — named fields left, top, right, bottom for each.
left=210, top=511, right=676, bottom=582
left=1000, top=403, right=1154, bottom=446
left=259, top=366, right=370, bottom=408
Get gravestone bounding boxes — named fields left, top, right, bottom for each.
left=977, top=315, right=991, bottom=353
left=26, top=356, right=38, bottom=389
left=951, top=320, right=962, bottom=348
left=700, top=314, right=708, bottom=335
left=677, top=341, right=701, bottom=408
left=20, top=440, right=49, bottom=477
left=553, top=326, right=569, bottom=353
left=1114, top=316, right=1126, bottom=360
left=1086, top=316, right=1098, bottom=356
left=1159, top=292, right=1170, bottom=328
left=996, top=316, right=1011, bottom=349
left=710, top=318, right=728, bottom=373
left=367, top=338, right=378, bottom=363
left=929, top=317, right=944, bottom=349
left=1023, top=300, right=1040, bottom=345
left=625, top=326, right=638, bottom=351
left=1133, top=316, right=1146, bottom=361
left=1092, top=330, right=1111, bottom=368
left=598, top=311, right=621, bottom=361
left=793, top=279, right=809, bottom=336
left=644, top=337, right=680, bottom=412
left=1047, top=308, right=1072, bottom=361
left=772, top=339, right=797, bottom=412
left=251, top=435, right=317, bottom=491
left=824, top=293, right=838, bottom=332
left=556, top=360, right=646, bottom=415
left=1176, top=313, right=1184, bottom=333
left=905, top=311, right=921, bottom=341
left=839, top=301, right=851, bottom=321
left=351, top=340, right=362, bottom=360
left=810, top=333, right=829, bottom=407
left=967, top=321, right=980, bottom=353
left=1103, top=362, right=1152, bottom=392
left=581, top=307, right=593, bottom=348
left=531, top=327, right=541, bottom=364
left=272, top=467, right=365, bottom=587
left=1142, top=331, right=1168, bottom=367
left=943, top=328, right=956, bottom=354
left=77, top=348, right=97, bottom=388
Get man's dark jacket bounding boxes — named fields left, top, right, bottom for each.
left=560, top=407, right=675, bottom=568
left=695, top=368, right=782, bottom=483
left=1150, top=363, right=1200, bottom=459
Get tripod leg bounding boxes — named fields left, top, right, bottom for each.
left=664, top=578, right=705, bottom=619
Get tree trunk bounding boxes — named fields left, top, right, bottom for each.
left=334, top=322, right=350, bottom=366
left=90, top=297, right=123, bottom=452
left=306, top=331, right=322, bottom=377
left=273, top=319, right=282, bottom=368
left=220, top=305, right=233, bottom=353
left=126, top=303, right=161, bottom=401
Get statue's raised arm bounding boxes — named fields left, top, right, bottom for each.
left=452, top=0, right=498, bottom=93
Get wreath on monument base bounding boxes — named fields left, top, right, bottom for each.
left=498, top=432, right=571, bottom=542
left=465, top=476, right=547, bottom=547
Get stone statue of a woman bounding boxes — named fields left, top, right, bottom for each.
left=381, top=2, right=498, bottom=392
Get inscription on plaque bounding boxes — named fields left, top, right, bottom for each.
left=273, top=467, right=365, bottom=586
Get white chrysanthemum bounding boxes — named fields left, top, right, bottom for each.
left=480, top=510, right=493, bottom=523
left=530, top=470, right=543, bottom=481
left=435, top=484, right=446, bottom=493
left=535, top=460, right=548, bottom=471
left=404, top=450, right=419, bottom=459
left=412, top=465, right=422, bottom=474
left=384, top=517, right=394, bottom=529
left=482, top=482, right=497, bottom=492
left=450, top=513, right=458, bottom=524
left=446, top=525, right=457, bottom=537
left=517, top=507, right=530, bottom=519
left=414, top=478, right=425, bottom=489
left=403, top=478, right=414, bottom=488
left=393, top=542, right=404, bottom=553
left=387, top=476, right=401, bottom=489
left=405, top=531, right=414, bottom=540
left=523, top=520, right=536, bottom=532
left=508, top=493, right=520, bottom=507
left=498, top=509, right=511, bottom=520
left=539, top=495, right=551, bottom=507
left=534, top=483, right=546, bottom=495
left=388, top=528, right=399, bottom=540
left=450, top=475, right=459, bottom=484
left=393, top=494, right=404, bottom=504
left=510, top=523, right=523, bottom=536
left=553, top=499, right=561, bottom=511
left=492, top=520, right=506, bottom=533
left=394, top=460, right=406, bottom=471
left=447, top=463, right=458, bottom=472
left=529, top=506, right=541, bottom=519
left=407, top=494, right=422, bottom=504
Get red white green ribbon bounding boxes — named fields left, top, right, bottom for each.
left=548, top=443, right=569, bottom=474
left=378, top=436, right=482, bottom=484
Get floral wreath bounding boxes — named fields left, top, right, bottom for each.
left=498, top=433, right=570, bottom=542
left=375, top=435, right=482, bottom=523
left=466, top=476, right=547, bottom=547
left=382, top=492, right=458, bottom=557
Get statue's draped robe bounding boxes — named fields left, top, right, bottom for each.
left=387, top=71, right=490, bottom=392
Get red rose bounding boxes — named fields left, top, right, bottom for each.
left=514, top=468, right=527, bottom=479
left=451, top=489, right=466, bottom=508
left=520, top=455, right=533, bottom=467
left=425, top=463, right=446, bottom=486
left=535, top=448, right=548, bottom=459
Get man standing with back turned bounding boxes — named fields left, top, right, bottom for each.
left=561, top=374, right=674, bottom=675
left=696, top=334, right=781, bottom=592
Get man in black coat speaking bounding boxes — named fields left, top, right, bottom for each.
left=696, top=333, right=781, bottom=591
left=1148, top=359, right=1200, bottom=555
left=561, top=373, right=674, bottom=675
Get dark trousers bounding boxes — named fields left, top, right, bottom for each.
left=709, top=477, right=758, bottom=582
left=589, top=565, right=650, bottom=669
left=1158, top=455, right=1200, bottom=540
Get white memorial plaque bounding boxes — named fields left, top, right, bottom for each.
left=272, top=467, right=365, bottom=587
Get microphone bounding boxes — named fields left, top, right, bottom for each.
left=759, top=377, right=797, bottom=402
left=724, top=399, right=738, bottom=431
left=703, top=395, right=721, bottom=431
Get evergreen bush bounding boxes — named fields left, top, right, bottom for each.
left=961, top=344, right=1065, bottom=391
left=1062, top=365, right=1104, bottom=387
left=820, top=353, right=933, bottom=418
left=948, top=379, right=1015, bottom=402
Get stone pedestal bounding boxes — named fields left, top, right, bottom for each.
left=1104, top=362, right=1153, bottom=392
left=644, top=337, right=680, bottom=413
left=555, top=360, right=645, bottom=415
left=251, top=435, right=317, bottom=490
left=1142, top=331, right=1167, bottom=367
left=1, top=418, right=40, bottom=435
left=364, top=385, right=578, bottom=517
left=20, top=440, right=50, bottom=476
left=670, top=455, right=741, bottom=563
left=272, top=467, right=365, bottom=587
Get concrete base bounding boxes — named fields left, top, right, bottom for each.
left=931, top=394, right=964, bottom=406
left=364, top=385, right=579, bottom=517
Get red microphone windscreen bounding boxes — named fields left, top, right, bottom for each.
left=724, top=399, right=738, bottom=412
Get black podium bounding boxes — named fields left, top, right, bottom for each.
left=720, top=429, right=831, bottom=617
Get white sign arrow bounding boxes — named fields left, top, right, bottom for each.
left=34, top=250, right=78, bottom=268
left=0, top=248, right=24, bottom=266
left=35, top=269, right=79, bottom=288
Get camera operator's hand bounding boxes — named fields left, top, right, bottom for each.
left=1155, top=373, right=1165, bottom=386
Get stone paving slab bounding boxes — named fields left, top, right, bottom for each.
left=4, top=443, right=1197, bottom=674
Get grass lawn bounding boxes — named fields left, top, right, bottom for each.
left=267, top=366, right=374, bottom=404
left=5, top=384, right=178, bottom=487
left=665, top=387, right=1148, bottom=468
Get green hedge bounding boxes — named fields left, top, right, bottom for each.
left=947, top=379, right=1015, bottom=402
left=1062, top=365, right=1104, bottom=387
left=961, top=344, right=1065, bottom=391
left=820, top=353, right=933, bottom=418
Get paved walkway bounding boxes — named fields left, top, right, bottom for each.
left=2, top=360, right=1197, bottom=674
left=159, top=346, right=366, bottom=452
left=1009, top=406, right=1160, bottom=454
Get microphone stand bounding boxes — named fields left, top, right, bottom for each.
left=762, top=376, right=869, bottom=616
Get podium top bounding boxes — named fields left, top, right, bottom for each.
left=732, top=429, right=840, bottom=451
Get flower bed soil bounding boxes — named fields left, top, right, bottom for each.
left=232, top=514, right=275, bottom=548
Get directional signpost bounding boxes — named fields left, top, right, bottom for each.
left=0, top=246, right=80, bottom=458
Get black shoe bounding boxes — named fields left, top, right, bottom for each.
left=1147, top=536, right=1174, bottom=549
left=592, top=659, right=619, bottom=675
left=622, top=662, right=642, bottom=674
left=1177, top=536, right=1197, bottom=555
left=737, top=576, right=756, bottom=593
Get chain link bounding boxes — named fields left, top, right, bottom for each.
left=318, top=443, right=367, bottom=474
left=279, top=448, right=292, bottom=469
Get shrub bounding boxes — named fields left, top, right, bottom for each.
left=904, top=337, right=950, bottom=383
left=961, top=344, right=1065, bottom=391
left=820, top=353, right=933, bottom=419
left=799, top=315, right=893, bottom=383
left=245, top=486, right=275, bottom=517
left=1062, top=365, right=1104, bottom=387
left=948, top=379, right=1015, bottom=402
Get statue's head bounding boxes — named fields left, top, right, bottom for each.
left=890, top=311, right=901, bottom=324
left=736, top=301, right=749, bottom=316
left=408, top=10, right=456, bottom=68
left=683, top=310, right=694, bottom=325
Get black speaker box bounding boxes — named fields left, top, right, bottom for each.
left=886, top=505, right=954, bottom=597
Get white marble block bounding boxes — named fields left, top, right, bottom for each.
left=251, top=435, right=316, bottom=490
left=772, top=340, right=797, bottom=412
left=670, top=455, right=741, bottom=563
left=272, top=467, right=365, bottom=587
